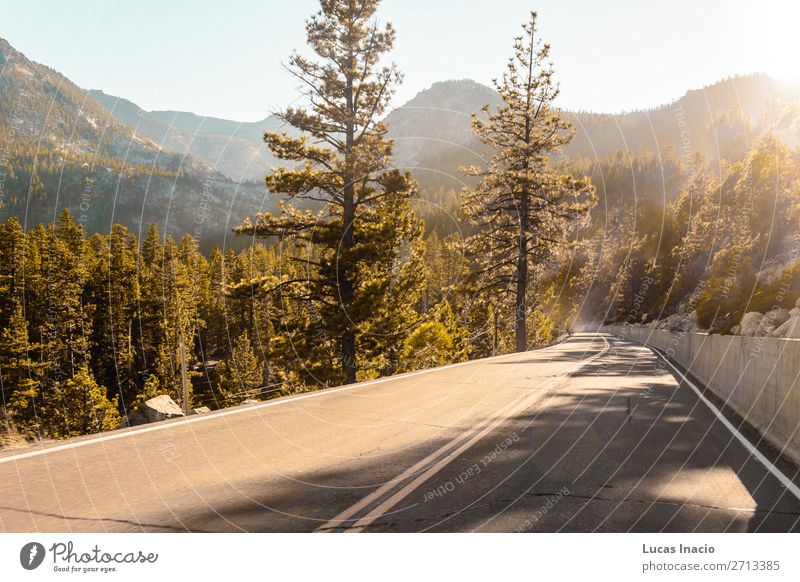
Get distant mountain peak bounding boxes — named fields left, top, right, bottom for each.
left=0, top=36, right=18, bottom=59
left=396, top=79, right=498, bottom=111
left=384, top=72, right=800, bottom=191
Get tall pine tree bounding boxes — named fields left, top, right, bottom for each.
left=236, top=0, right=423, bottom=385
left=461, top=12, right=595, bottom=351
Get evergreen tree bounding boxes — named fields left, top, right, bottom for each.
left=86, top=225, right=140, bottom=412
left=236, top=0, right=423, bottom=385
left=135, top=223, right=165, bottom=386
left=0, top=217, right=25, bottom=318
left=202, top=247, right=229, bottom=357
left=217, top=331, right=264, bottom=402
left=1, top=300, right=44, bottom=432
left=460, top=12, right=595, bottom=351
left=49, top=366, right=120, bottom=437
left=45, top=209, right=94, bottom=376
left=399, top=301, right=468, bottom=371
left=153, top=235, right=200, bottom=404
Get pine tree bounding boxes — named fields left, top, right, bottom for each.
left=460, top=12, right=595, bottom=352
left=1, top=300, right=45, bottom=432
left=135, top=223, right=164, bottom=385
left=44, top=209, right=94, bottom=376
left=202, top=247, right=228, bottom=357
left=153, top=235, right=200, bottom=404
left=50, top=366, right=120, bottom=437
left=86, top=225, right=140, bottom=412
left=399, top=301, right=468, bottom=372
left=236, top=0, right=422, bottom=385
left=0, top=217, right=26, bottom=317
left=217, top=331, right=264, bottom=403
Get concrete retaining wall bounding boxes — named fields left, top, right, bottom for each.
left=603, top=325, right=800, bottom=466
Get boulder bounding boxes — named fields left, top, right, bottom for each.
left=757, top=307, right=790, bottom=336
left=126, top=395, right=185, bottom=426
left=730, top=324, right=740, bottom=335
left=241, top=399, right=259, bottom=405
left=193, top=406, right=211, bottom=415
left=767, top=307, right=790, bottom=327
left=738, top=312, right=764, bottom=337
left=665, top=314, right=684, bottom=332
left=684, top=311, right=700, bottom=332
left=661, top=312, right=699, bottom=333
left=773, top=316, right=800, bottom=339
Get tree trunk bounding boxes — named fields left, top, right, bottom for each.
left=515, top=193, right=529, bottom=352
left=515, top=23, right=536, bottom=354
left=341, top=58, right=357, bottom=385
left=340, top=191, right=356, bottom=384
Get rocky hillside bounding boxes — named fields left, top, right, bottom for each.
left=87, top=70, right=800, bottom=197
left=89, top=90, right=286, bottom=182
left=0, top=37, right=268, bottom=249
left=384, top=79, right=501, bottom=190
left=385, top=75, right=800, bottom=192
left=4, top=32, right=799, bottom=249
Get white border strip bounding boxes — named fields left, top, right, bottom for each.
left=653, top=346, right=800, bottom=502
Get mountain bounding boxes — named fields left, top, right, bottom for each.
left=89, top=71, right=800, bottom=198
left=88, top=90, right=286, bottom=182
left=0, top=37, right=268, bottom=249
left=385, top=75, right=800, bottom=192
left=4, top=32, right=799, bottom=247
left=564, top=73, right=800, bottom=160
left=384, top=80, right=500, bottom=190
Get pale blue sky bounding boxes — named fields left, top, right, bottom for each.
left=1, top=0, right=797, bottom=120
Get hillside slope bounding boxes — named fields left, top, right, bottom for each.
left=0, top=37, right=267, bottom=248
left=89, top=90, right=286, bottom=182
left=385, top=75, right=800, bottom=191
left=88, top=73, right=800, bottom=196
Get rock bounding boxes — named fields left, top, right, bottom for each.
left=684, top=311, right=700, bottom=332
left=738, top=312, right=764, bottom=337
left=730, top=324, right=740, bottom=335
left=790, top=307, right=800, bottom=317
left=659, top=312, right=699, bottom=333
left=758, top=307, right=790, bottom=335
left=665, top=314, right=684, bottom=331
left=125, top=395, right=185, bottom=426
left=193, top=406, right=211, bottom=415
left=755, top=309, right=785, bottom=337
left=773, top=316, right=800, bottom=339
left=241, top=399, right=259, bottom=405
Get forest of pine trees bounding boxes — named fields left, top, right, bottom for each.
left=539, top=132, right=800, bottom=333
left=0, top=205, right=556, bottom=441
left=2, top=1, right=799, bottom=444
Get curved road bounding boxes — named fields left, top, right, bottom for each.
left=1, top=333, right=799, bottom=532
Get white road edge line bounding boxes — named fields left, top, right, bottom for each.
left=652, top=345, right=800, bottom=503
left=0, top=340, right=579, bottom=465
left=0, top=355, right=498, bottom=465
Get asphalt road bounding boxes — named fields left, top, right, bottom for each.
left=1, top=333, right=799, bottom=532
